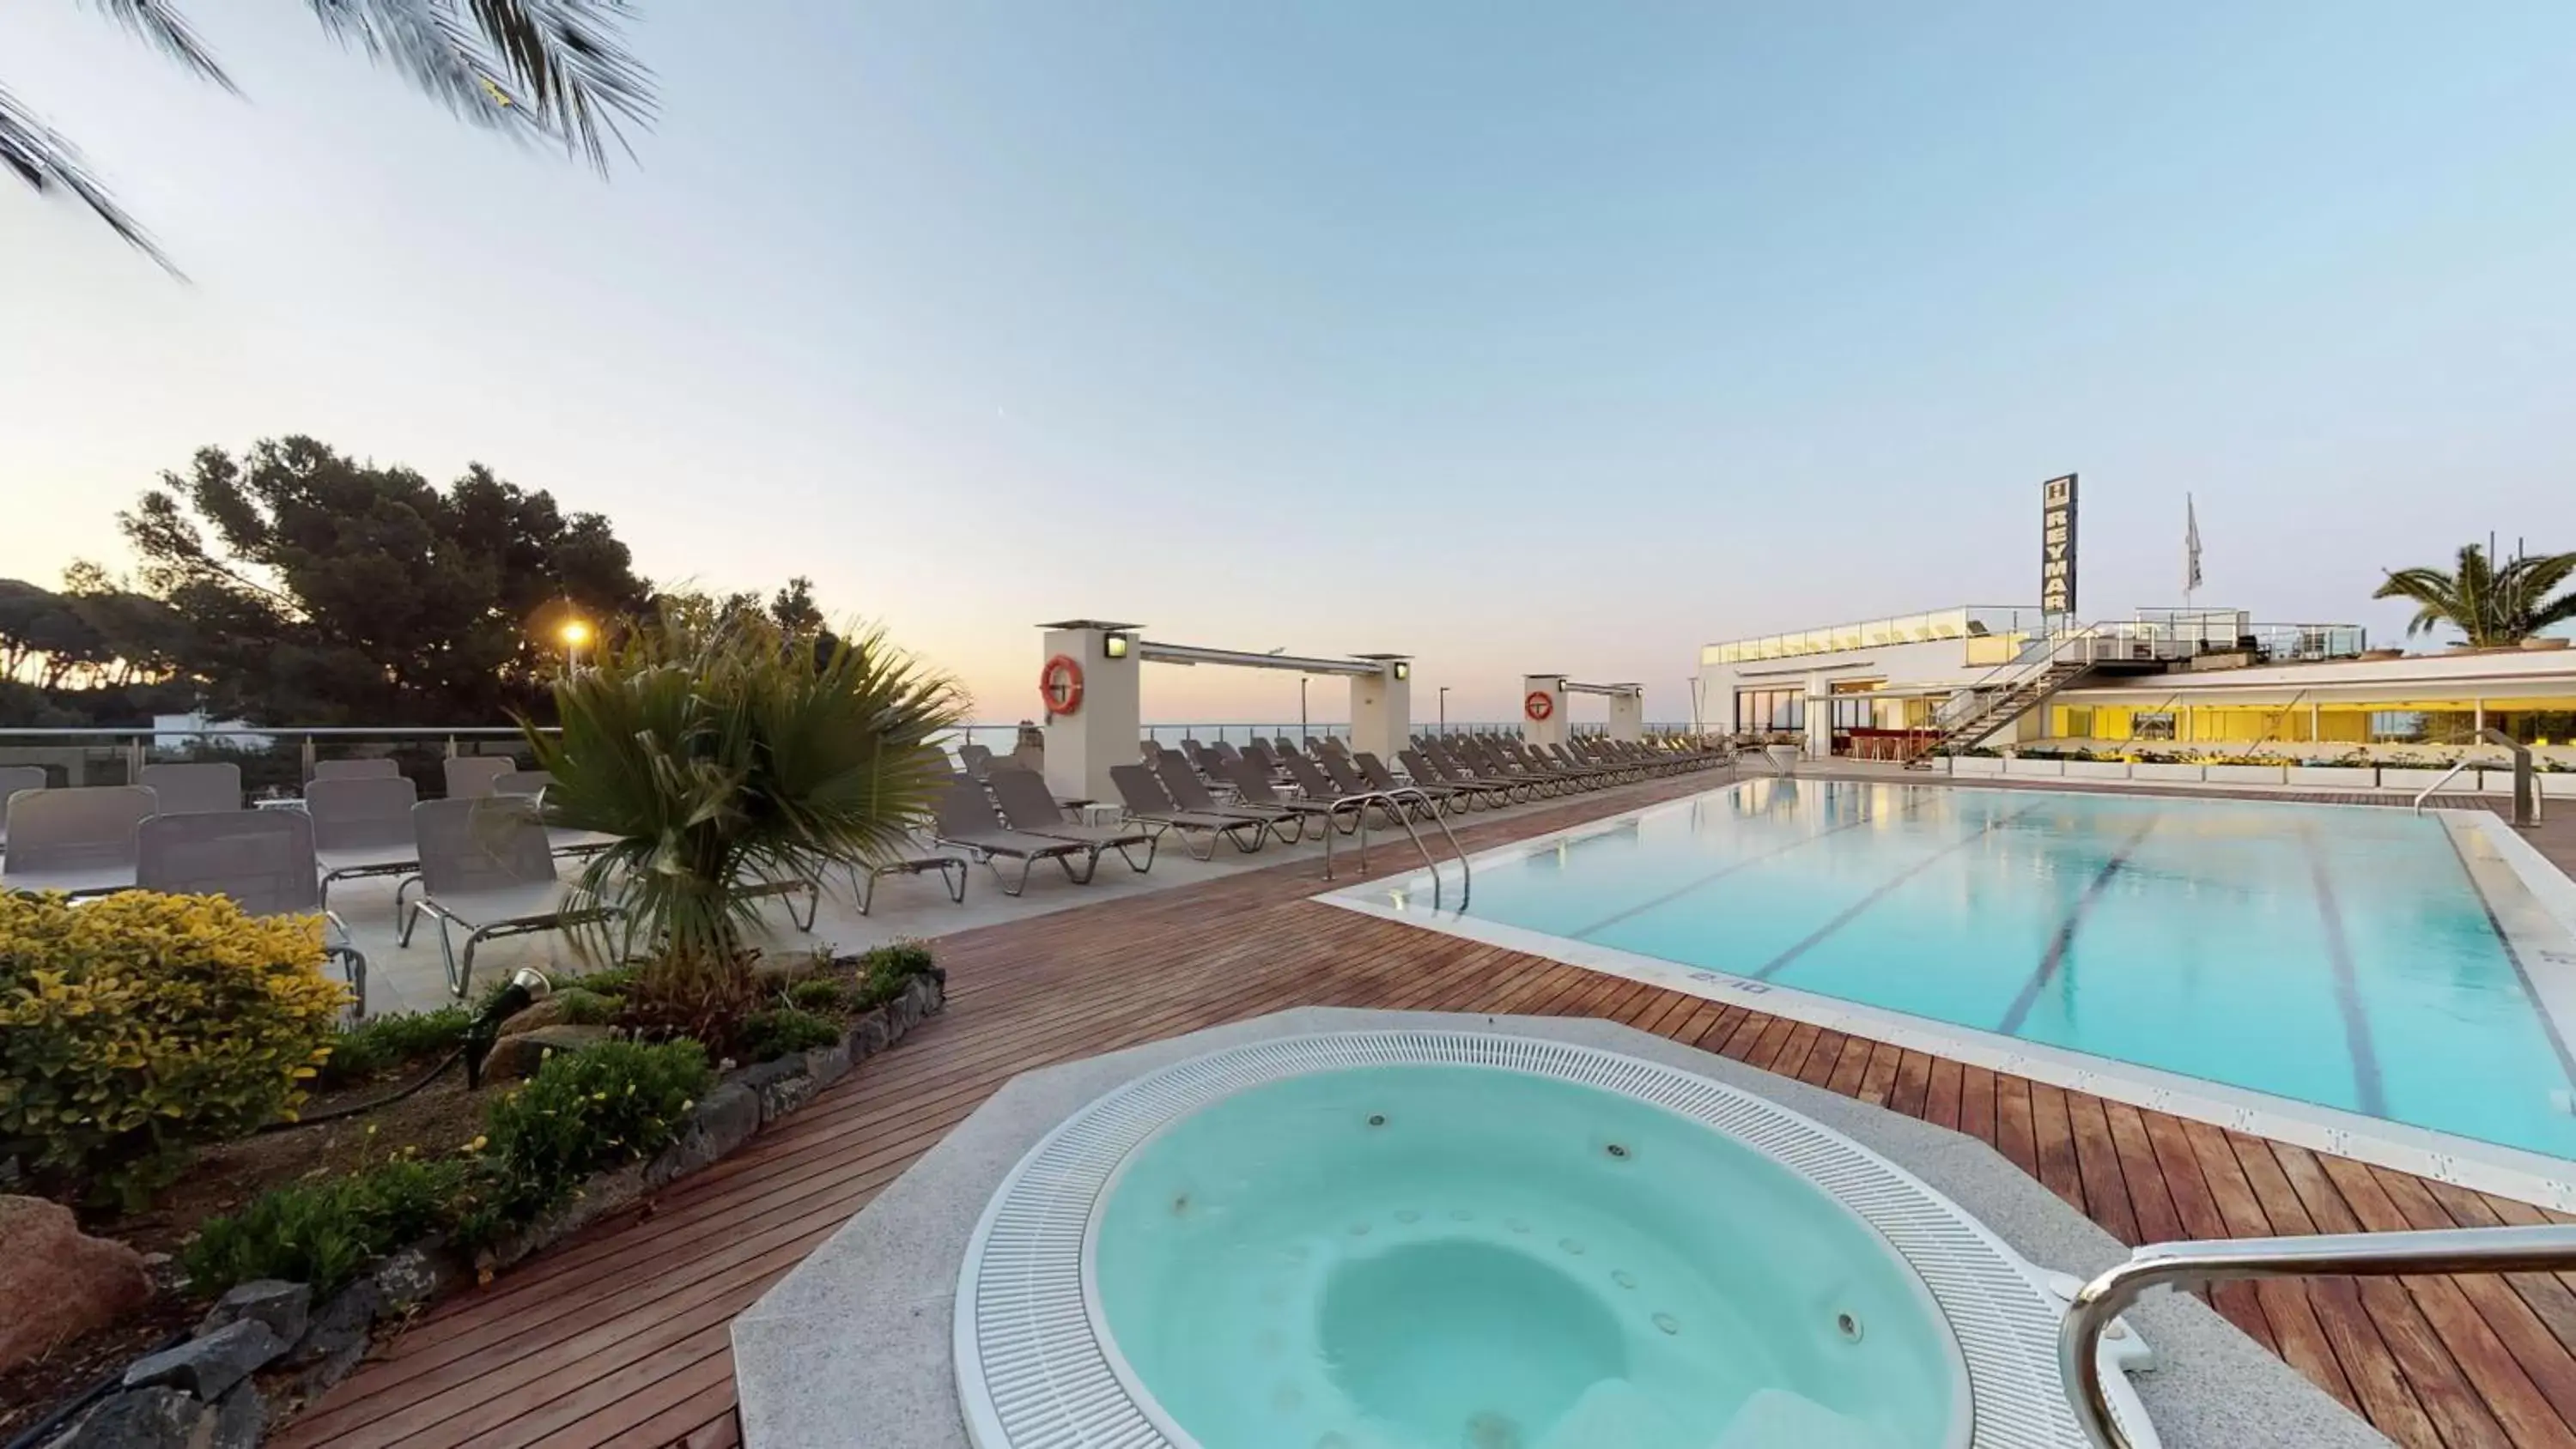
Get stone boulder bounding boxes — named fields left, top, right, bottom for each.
left=0, top=1195, right=153, bottom=1373
left=121, top=1318, right=283, bottom=1400
left=48, top=1386, right=207, bottom=1449
left=482, top=1024, right=615, bottom=1082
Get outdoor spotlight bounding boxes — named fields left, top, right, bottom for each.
left=1393, top=662, right=1410, bottom=681
left=1104, top=634, right=1130, bottom=659
left=464, top=967, right=555, bottom=1089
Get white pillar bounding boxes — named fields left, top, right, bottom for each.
left=1607, top=687, right=1645, bottom=743
left=1037, top=622, right=1141, bottom=805
left=1803, top=674, right=1834, bottom=759
left=1348, top=658, right=1412, bottom=761
left=1521, top=674, right=1568, bottom=747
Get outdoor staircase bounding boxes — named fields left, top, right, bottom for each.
left=1906, top=649, right=2099, bottom=767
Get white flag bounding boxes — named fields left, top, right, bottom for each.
left=2184, top=493, right=2203, bottom=593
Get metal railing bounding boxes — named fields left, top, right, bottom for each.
left=2417, top=727, right=2543, bottom=824
left=2061, top=1223, right=2576, bottom=1448
left=1319, top=787, right=1472, bottom=910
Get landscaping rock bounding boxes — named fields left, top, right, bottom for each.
left=647, top=1083, right=760, bottom=1189
left=0, top=1195, right=155, bottom=1373
left=740, top=1057, right=817, bottom=1124
left=482, top=1024, right=616, bottom=1082
left=196, top=1279, right=309, bottom=1347
left=121, top=1319, right=283, bottom=1400
left=372, top=1240, right=466, bottom=1316
left=209, top=1385, right=264, bottom=1449
left=495, top=993, right=574, bottom=1036
left=846, top=1011, right=890, bottom=1059
left=46, top=1387, right=208, bottom=1449
left=475, top=1161, right=652, bottom=1273
left=802, top=1040, right=851, bottom=1089
left=283, top=1277, right=380, bottom=1372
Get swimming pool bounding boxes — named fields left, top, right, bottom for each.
left=1327, top=779, right=2576, bottom=1185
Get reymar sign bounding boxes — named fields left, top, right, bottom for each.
left=2040, top=473, right=2078, bottom=617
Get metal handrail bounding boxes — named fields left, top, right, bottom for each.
left=2412, top=755, right=2476, bottom=814
left=2062, top=1224, right=2576, bottom=1448
left=1320, top=786, right=1472, bottom=911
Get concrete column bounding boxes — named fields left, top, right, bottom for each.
left=1348, top=658, right=1413, bottom=761
left=1521, top=674, right=1568, bottom=747
left=2475, top=699, right=2486, bottom=736
left=1803, top=674, right=1833, bottom=759
left=1607, top=688, right=1645, bottom=742
left=1038, top=623, right=1141, bottom=805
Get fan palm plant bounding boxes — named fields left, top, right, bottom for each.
left=8, top=0, right=653, bottom=275
left=2373, top=544, right=2576, bottom=647
left=523, top=614, right=963, bottom=1028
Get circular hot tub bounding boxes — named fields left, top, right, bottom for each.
left=956, top=1031, right=2099, bottom=1448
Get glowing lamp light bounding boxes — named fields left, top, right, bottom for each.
left=1104, top=634, right=1131, bottom=659
left=1392, top=662, right=1410, bottom=681
left=559, top=619, right=593, bottom=648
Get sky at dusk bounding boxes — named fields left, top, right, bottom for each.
left=3, top=2, right=2570, bottom=727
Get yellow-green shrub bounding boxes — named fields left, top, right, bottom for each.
left=0, top=891, right=349, bottom=1209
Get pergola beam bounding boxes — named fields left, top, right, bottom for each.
left=1136, top=640, right=1382, bottom=677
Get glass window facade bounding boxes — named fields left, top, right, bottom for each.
left=1735, top=688, right=1804, bottom=732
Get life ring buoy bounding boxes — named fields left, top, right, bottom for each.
left=1523, top=691, right=1555, bottom=722
left=1039, top=655, right=1086, bottom=718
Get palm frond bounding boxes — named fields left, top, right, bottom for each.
left=0, top=84, right=184, bottom=277
left=522, top=612, right=964, bottom=988
left=305, top=0, right=654, bottom=173
left=83, top=0, right=238, bottom=93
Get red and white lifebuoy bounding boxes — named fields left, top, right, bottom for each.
left=1523, top=690, right=1555, bottom=722
left=1039, top=655, right=1086, bottom=718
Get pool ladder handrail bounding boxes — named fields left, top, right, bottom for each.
left=2413, top=728, right=2542, bottom=825
left=1320, top=786, right=1472, bottom=911
left=2062, top=1223, right=2576, bottom=1449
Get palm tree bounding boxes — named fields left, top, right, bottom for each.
left=522, top=613, right=963, bottom=1034
left=2373, top=544, right=2576, bottom=646
left=6, top=0, right=653, bottom=276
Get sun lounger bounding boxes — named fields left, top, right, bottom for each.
left=138, top=761, right=245, bottom=814
left=933, top=776, right=1097, bottom=895
left=397, top=797, right=621, bottom=1000
left=1152, top=754, right=1304, bottom=844
left=1218, top=759, right=1364, bottom=836
left=1, top=785, right=153, bottom=897
left=985, top=767, right=1158, bottom=873
left=137, top=809, right=368, bottom=1014
left=1109, top=765, right=1272, bottom=860
left=1403, top=747, right=1528, bottom=806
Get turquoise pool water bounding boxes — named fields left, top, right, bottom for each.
left=1091, top=1064, right=1964, bottom=1449
left=1368, top=779, right=2576, bottom=1161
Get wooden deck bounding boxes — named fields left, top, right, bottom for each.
left=280, top=772, right=2576, bottom=1449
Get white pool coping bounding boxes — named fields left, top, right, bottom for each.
left=1317, top=780, right=2576, bottom=1211
left=730, top=1009, right=2390, bottom=1449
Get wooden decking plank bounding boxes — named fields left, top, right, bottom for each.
left=2179, top=1119, right=2363, bottom=1416
left=1923, top=1054, right=1963, bottom=1131
left=2026, top=1082, right=2085, bottom=1212
left=2065, top=1092, right=2138, bottom=1245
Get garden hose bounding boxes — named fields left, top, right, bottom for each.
left=253, top=1047, right=463, bottom=1134
left=3, top=1329, right=188, bottom=1449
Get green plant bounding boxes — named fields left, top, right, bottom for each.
left=2374, top=544, right=2576, bottom=647
left=1, top=891, right=349, bottom=1209
left=739, top=1009, right=844, bottom=1064
left=526, top=614, right=963, bottom=1010
left=181, top=1155, right=470, bottom=1297
left=11, top=2, right=653, bottom=276
left=785, top=979, right=849, bottom=1014
left=479, top=1040, right=713, bottom=1210
left=553, top=987, right=622, bottom=1026
left=316, top=1007, right=472, bottom=1088
left=853, top=940, right=938, bottom=1010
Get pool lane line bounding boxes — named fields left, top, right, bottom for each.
left=1747, top=800, right=2057, bottom=981
left=2436, top=818, right=2576, bottom=1095
left=1993, top=817, right=2160, bottom=1036
left=1568, top=782, right=1927, bottom=943
left=2295, top=823, right=2389, bottom=1119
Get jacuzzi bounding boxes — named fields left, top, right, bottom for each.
left=955, top=1031, right=2142, bottom=1449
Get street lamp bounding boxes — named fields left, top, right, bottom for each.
left=1298, top=676, right=1309, bottom=744
left=1438, top=686, right=1449, bottom=731
left=558, top=617, right=592, bottom=670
